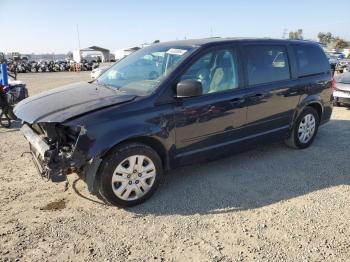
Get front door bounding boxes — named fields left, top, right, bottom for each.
left=173, top=47, right=248, bottom=163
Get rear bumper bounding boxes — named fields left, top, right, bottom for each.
left=334, top=96, right=350, bottom=105
left=333, top=90, right=350, bottom=105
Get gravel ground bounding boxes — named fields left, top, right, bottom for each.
left=0, top=72, right=349, bottom=262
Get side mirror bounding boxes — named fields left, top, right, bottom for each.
left=176, top=80, right=203, bottom=98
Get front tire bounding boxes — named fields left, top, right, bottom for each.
left=98, top=143, right=163, bottom=207
left=285, top=107, right=319, bottom=149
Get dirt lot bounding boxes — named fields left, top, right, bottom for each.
left=0, top=72, right=349, bottom=262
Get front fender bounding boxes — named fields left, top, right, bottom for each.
left=84, top=121, right=170, bottom=160
left=64, top=99, right=175, bottom=161
left=75, top=118, right=174, bottom=194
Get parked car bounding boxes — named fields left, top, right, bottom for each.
left=330, top=52, right=345, bottom=60
left=90, top=65, right=110, bottom=80
left=336, top=56, right=350, bottom=73
left=326, top=54, right=338, bottom=75
left=333, top=72, right=350, bottom=106
left=14, top=38, right=333, bottom=207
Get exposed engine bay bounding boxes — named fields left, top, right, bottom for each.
left=21, top=123, right=85, bottom=182
left=13, top=82, right=137, bottom=192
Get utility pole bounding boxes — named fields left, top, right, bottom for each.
left=76, top=24, right=81, bottom=63
left=76, top=24, right=81, bottom=50
left=210, top=27, right=213, bottom=37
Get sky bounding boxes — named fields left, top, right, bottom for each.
left=0, top=0, right=349, bottom=54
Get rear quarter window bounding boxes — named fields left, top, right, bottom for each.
left=292, top=44, right=330, bottom=77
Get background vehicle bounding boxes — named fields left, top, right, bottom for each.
left=91, top=65, right=110, bottom=79
left=0, top=65, right=28, bottom=127
left=330, top=52, right=345, bottom=60
left=14, top=38, right=333, bottom=207
left=5, top=59, right=94, bottom=73
left=327, top=53, right=338, bottom=75
left=333, top=72, right=350, bottom=106
left=114, top=47, right=140, bottom=61
left=336, top=56, right=350, bottom=73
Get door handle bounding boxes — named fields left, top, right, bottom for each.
left=230, top=97, right=246, bottom=105
left=248, top=93, right=265, bottom=100
left=208, top=105, right=216, bottom=113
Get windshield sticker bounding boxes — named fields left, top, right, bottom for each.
left=166, top=48, right=188, bottom=56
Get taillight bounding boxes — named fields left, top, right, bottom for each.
left=0, top=84, right=4, bottom=92
left=331, top=77, right=336, bottom=91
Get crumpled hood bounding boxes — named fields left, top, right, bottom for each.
left=14, top=82, right=136, bottom=124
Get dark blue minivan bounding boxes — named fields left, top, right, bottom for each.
left=15, top=38, right=333, bottom=207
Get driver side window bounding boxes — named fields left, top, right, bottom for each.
left=180, top=49, right=239, bottom=94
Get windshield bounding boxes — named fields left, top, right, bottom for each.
left=97, top=45, right=197, bottom=96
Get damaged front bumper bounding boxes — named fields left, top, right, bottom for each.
left=20, top=124, right=101, bottom=192
left=21, top=124, right=75, bottom=182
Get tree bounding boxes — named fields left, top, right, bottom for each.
left=289, top=29, right=303, bottom=40
left=318, top=32, right=349, bottom=49
left=334, top=39, right=349, bottom=49
left=318, top=32, right=334, bottom=45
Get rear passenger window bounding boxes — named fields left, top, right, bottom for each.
left=244, top=46, right=290, bottom=86
left=292, top=44, right=330, bottom=77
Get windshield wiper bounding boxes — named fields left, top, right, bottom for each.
left=96, top=80, right=120, bottom=90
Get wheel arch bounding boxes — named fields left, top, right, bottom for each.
left=88, top=135, right=169, bottom=195
left=104, top=136, right=169, bottom=170
left=293, top=97, right=324, bottom=126
left=306, top=102, right=323, bottom=121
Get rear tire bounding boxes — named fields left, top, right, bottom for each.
left=285, top=107, right=319, bottom=149
left=98, top=143, right=163, bottom=207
